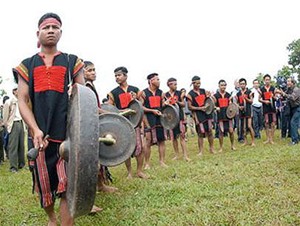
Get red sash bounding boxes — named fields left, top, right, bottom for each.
left=195, top=94, right=205, bottom=106
left=119, top=92, right=132, bottom=108
left=218, top=98, right=229, bottom=108
left=149, top=96, right=161, bottom=108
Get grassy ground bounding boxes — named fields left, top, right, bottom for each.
left=0, top=131, right=299, bottom=226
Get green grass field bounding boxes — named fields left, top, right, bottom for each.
left=0, top=132, right=299, bottom=226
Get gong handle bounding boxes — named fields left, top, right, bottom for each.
left=119, top=109, right=136, bottom=116
left=99, top=134, right=116, bottom=145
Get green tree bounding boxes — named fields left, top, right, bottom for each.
left=287, top=39, right=300, bottom=83
left=276, top=65, right=293, bottom=78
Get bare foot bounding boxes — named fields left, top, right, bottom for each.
left=210, top=149, right=215, bottom=154
left=270, top=141, right=274, bottom=145
left=184, top=157, right=191, bottom=162
left=90, top=205, right=103, bottom=214
left=137, top=172, right=150, bottom=179
left=98, top=184, right=118, bottom=193
left=144, top=164, right=151, bottom=170
left=241, top=142, right=247, bottom=147
left=172, top=156, right=179, bottom=161
left=263, top=140, right=270, bottom=144
left=48, top=221, right=57, bottom=226
left=160, top=162, right=169, bottom=168
left=127, top=173, right=133, bottom=179
left=197, top=152, right=203, bottom=157
left=231, top=146, right=236, bottom=151
left=219, top=149, right=223, bottom=153
left=250, top=143, right=255, bottom=147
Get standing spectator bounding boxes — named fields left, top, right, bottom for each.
left=231, top=79, right=244, bottom=143
left=3, top=87, right=25, bottom=172
left=279, top=77, right=300, bottom=145
left=251, top=79, right=263, bottom=139
left=2, top=96, right=10, bottom=159
left=0, top=104, right=4, bottom=165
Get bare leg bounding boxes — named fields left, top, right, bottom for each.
left=229, top=128, right=236, bottom=150
left=172, top=138, right=179, bottom=160
left=264, top=123, right=270, bottom=144
left=136, top=153, right=149, bottom=179
left=248, top=118, right=255, bottom=146
left=179, top=136, right=190, bottom=161
left=241, top=118, right=248, bottom=146
left=219, top=132, right=224, bottom=152
left=270, top=123, right=275, bottom=144
left=44, top=204, right=57, bottom=226
left=60, top=196, right=74, bottom=226
left=158, top=141, right=168, bottom=167
left=198, top=136, right=204, bottom=156
left=125, top=158, right=133, bottom=179
left=207, top=131, right=215, bottom=154
left=144, top=132, right=152, bottom=170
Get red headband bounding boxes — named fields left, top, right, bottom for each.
left=39, top=18, right=61, bottom=30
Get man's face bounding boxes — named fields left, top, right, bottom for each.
left=114, top=70, right=127, bottom=85
left=253, top=80, right=260, bottom=89
left=219, top=82, right=227, bottom=92
left=264, top=76, right=271, bottom=86
left=235, top=81, right=239, bottom=88
left=192, top=80, right=201, bottom=90
left=150, top=76, right=160, bottom=88
left=37, top=22, right=62, bottom=47
left=84, top=65, right=96, bottom=81
left=287, top=78, right=294, bottom=88
left=168, top=81, right=177, bottom=91
left=239, top=81, right=246, bottom=90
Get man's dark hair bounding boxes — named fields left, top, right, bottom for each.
left=191, top=75, right=200, bottom=82
left=167, top=77, right=177, bottom=85
left=253, top=78, right=259, bottom=83
left=239, top=78, right=247, bottom=84
left=83, top=61, right=94, bottom=68
left=147, top=73, right=158, bottom=80
left=218, top=79, right=227, bottom=85
left=114, top=66, right=128, bottom=75
left=38, top=12, right=62, bottom=27
left=263, top=74, right=271, bottom=80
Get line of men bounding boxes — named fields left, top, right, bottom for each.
left=86, top=64, right=300, bottom=178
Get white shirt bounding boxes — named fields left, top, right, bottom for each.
left=251, top=88, right=262, bottom=107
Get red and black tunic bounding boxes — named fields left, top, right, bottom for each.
left=214, top=91, right=231, bottom=121
left=109, top=85, right=139, bottom=110
left=109, top=85, right=143, bottom=153
left=260, top=86, right=276, bottom=114
left=236, top=88, right=252, bottom=118
left=143, top=88, right=163, bottom=128
left=13, top=52, right=83, bottom=208
left=13, top=52, right=83, bottom=142
left=165, top=90, right=185, bottom=139
left=165, top=90, right=184, bottom=121
left=187, top=89, right=208, bottom=123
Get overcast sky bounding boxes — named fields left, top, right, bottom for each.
left=1, top=0, right=300, bottom=99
